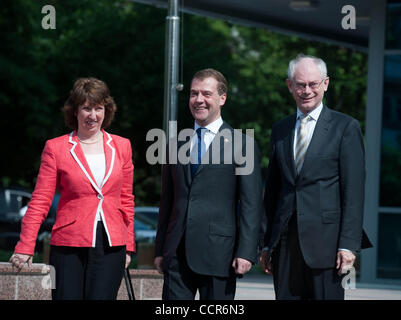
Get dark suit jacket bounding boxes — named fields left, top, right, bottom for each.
left=264, top=106, right=366, bottom=269
left=155, top=121, right=263, bottom=277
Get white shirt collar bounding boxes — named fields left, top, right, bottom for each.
left=296, top=103, right=323, bottom=121
left=194, top=117, right=223, bottom=135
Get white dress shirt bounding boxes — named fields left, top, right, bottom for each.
left=85, top=153, right=106, bottom=223
left=293, top=103, right=323, bottom=161
left=190, top=117, right=223, bottom=164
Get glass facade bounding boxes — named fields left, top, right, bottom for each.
left=380, top=55, right=401, bottom=207
left=386, top=2, right=401, bottom=49
left=376, top=1, right=401, bottom=280
left=377, top=213, right=401, bottom=279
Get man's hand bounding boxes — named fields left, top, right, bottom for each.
left=9, top=253, right=33, bottom=272
left=154, top=256, right=164, bottom=274
left=336, top=250, right=355, bottom=276
left=259, top=250, right=273, bottom=275
left=232, top=257, right=252, bottom=275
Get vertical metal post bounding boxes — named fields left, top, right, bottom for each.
left=163, top=0, right=181, bottom=140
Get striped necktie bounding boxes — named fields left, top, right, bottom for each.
left=191, top=127, right=205, bottom=178
left=295, top=114, right=310, bottom=174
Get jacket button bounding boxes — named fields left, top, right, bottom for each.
left=97, top=194, right=103, bottom=200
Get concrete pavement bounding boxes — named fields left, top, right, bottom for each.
left=235, top=274, right=401, bottom=300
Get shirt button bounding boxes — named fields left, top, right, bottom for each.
left=97, top=194, right=103, bottom=200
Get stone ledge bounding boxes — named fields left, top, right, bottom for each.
left=0, top=262, right=50, bottom=275
left=0, top=262, right=163, bottom=300
left=129, top=269, right=162, bottom=278
left=118, top=269, right=163, bottom=300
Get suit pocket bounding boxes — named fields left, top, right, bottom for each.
left=52, top=213, right=78, bottom=231
left=52, top=205, right=80, bottom=231
left=209, top=223, right=236, bottom=237
left=321, top=210, right=340, bottom=224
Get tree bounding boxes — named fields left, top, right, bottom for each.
left=0, top=0, right=367, bottom=206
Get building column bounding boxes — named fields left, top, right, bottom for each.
left=360, top=0, right=386, bottom=284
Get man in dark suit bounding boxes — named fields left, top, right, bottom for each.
left=154, top=68, right=263, bottom=300
left=260, top=54, right=366, bottom=300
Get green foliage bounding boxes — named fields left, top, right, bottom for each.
left=0, top=249, right=43, bottom=263
left=0, top=250, right=13, bottom=262
left=0, top=0, right=367, bottom=205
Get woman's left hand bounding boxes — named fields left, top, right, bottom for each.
left=125, top=253, right=131, bottom=268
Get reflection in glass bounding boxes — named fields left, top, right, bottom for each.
left=380, top=55, right=401, bottom=207
left=377, top=213, right=401, bottom=279
left=386, top=3, right=401, bottom=49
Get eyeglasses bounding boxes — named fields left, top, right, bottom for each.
left=293, top=78, right=326, bottom=92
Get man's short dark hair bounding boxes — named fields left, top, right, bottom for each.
left=192, top=68, right=228, bottom=96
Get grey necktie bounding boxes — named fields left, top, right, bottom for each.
left=295, top=114, right=311, bottom=174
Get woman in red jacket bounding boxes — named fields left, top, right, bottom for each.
left=9, top=78, right=135, bottom=300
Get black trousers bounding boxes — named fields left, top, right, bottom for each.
left=49, top=222, right=126, bottom=300
left=162, top=239, right=236, bottom=300
left=272, top=214, right=344, bottom=300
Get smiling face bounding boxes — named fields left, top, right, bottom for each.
left=189, top=77, right=227, bottom=127
left=286, top=58, right=329, bottom=114
left=76, top=100, right=105, bottom=135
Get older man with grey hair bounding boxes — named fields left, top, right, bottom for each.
left=260, top=54, right=368, bottom=300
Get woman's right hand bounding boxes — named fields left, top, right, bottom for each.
left=9, top=253, right=33, bottom=272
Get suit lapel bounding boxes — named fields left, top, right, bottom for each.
left=69, top=131, right=101, bottom=194
left=297, top=106, right=331, bottom=178
left=283, top=114, right=297, bottom=179
left=68, top=130, right=115, bottom=193
left=101, top=130, right=115, bottom=188
left=195, top=121, right=231, bottom=177
left=175, top=139, right=193, bottom=186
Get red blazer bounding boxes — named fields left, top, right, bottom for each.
left=15, top=130, right=135, bottom=255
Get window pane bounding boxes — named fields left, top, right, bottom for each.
left=386, top=3, right=401, bottom=49
left=377, top=213, right=401, bottom=279
left=380, top=55, right=401, bottom=207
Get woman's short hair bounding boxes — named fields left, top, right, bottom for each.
left=192, top=68, right=228, bottom=96
left=62, top=77, right=117, bottom=130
